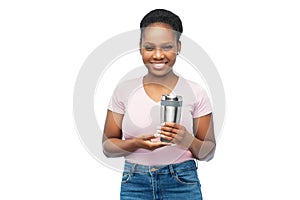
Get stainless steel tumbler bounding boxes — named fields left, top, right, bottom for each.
left=160, top=94, right=183, bottom=142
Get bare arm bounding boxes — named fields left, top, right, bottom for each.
left=190, top=113, right=216, bottom=161
left=102, top=110, right=169, bottom=158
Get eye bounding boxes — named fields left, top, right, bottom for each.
left=144, top=46, right=154, bottom=51
left=162, top=45, right=173, bottom=51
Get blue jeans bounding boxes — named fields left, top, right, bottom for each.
left=120, top=160, right=202, bottom=200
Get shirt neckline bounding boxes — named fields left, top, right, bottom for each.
left=141, top=76, right=181, bottom=104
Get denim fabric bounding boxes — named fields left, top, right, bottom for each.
left=120, top=160, right=202, bottom=200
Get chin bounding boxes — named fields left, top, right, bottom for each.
left=148, top=68, right=173, bottom=77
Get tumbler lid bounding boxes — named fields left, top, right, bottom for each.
left=161, top=94, right=182, bottom=101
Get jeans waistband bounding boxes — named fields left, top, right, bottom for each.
left=123, top=160, right=197, bottom=174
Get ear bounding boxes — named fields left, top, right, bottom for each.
left=177, top=40, right=181, bottom=54
left=139, top=41, right=142, bottom=55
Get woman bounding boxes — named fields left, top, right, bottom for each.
left=102, top=9, right=216, bottom=200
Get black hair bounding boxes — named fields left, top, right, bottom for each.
left=140, top=9, right=183, bottom=41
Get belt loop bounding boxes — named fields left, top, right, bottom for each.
left=169, top=164, right=175, bottom=176
left=195, top=159, right=198, bottom=169
left=130, top=163, right=137, bottom=176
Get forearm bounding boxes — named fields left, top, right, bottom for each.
left=103, top=138, right=141, bottom=158
left=188, top=138, right=216, bottom=161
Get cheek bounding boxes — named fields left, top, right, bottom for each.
left=141, top=52, right=151, bottom=61
left=166, top=52, right=177, bottom=61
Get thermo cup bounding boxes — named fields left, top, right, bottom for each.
left=160, top=94, right=183, bottom=142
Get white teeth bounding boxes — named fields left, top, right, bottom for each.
left=152, top=63, right=165, bottom=69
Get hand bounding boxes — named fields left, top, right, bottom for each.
left=160, top=122, right=194, bottom=148
left=136, top=133, right=171, bottom=151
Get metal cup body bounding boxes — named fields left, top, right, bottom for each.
left=160, top=95, right=182, bottom=142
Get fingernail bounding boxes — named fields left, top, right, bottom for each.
left=154, top=133, right=161, bottom=138
left=161, top=122, right=165, bottom=126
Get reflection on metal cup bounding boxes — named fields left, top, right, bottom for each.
left=160, top=94, right=183, bottom=142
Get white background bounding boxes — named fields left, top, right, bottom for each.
left=1, top=0, right=299, bottom=199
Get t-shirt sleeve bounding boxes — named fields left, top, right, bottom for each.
left=107, top=85, right=125, bottom=114
left=191, top=85, right=213, bottom=118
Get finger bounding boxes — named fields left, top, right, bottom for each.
left=149, top=141, right=173, bottom=150
left=158, top=131, right=174, bottom=142
left=161, top=122, right=181, bottom=129
left=159, top=130, right=174, bottom=138
left=156, top=142, right=172, bottom=146
left=161, top=135, right=173, bottom=142
left=160, top=126, right=179, bottom=134
left=140, top=132, right=161, bottom=140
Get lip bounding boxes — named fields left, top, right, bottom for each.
left=150, top=62, right=168, bottom=70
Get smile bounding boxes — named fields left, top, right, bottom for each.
left=151, top=62, right=168, bottom=70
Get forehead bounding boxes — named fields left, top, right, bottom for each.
left=142, top=23, right=177, bottom=43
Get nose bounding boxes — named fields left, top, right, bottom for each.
left=153, top=48, right=165, bottom=59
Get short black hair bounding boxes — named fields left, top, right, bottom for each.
left=140, top=9, right=183, bottom=41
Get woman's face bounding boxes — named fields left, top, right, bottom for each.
left=140, top=23, right=181, bottom=77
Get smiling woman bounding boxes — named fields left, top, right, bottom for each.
left=102, top=9, right=215, bottom=200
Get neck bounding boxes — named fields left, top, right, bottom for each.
left=143, top=71, right=178, bottom=87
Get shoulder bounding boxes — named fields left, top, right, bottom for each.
left=180, top=77, right=212, bottom=116
left=113, top=77, right=142, bottom=92
left=180, top=77, right=207, bottom=95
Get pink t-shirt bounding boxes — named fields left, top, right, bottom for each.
left=108, top=76, right=212, bottom=165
